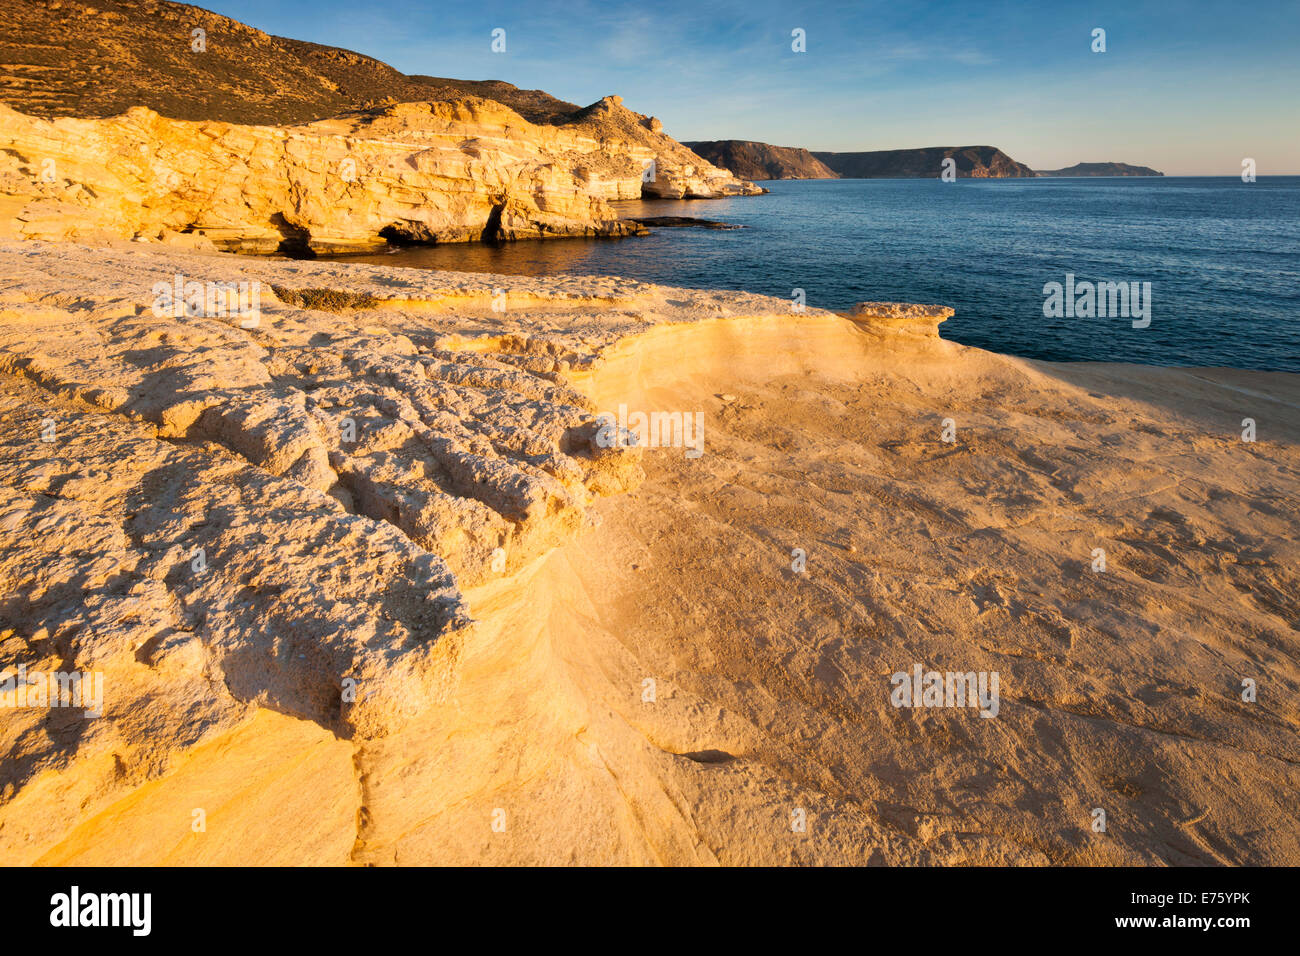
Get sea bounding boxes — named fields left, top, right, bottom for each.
left=338, top=177, right=1300, bottom=372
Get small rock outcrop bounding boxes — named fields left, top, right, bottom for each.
left=848, top=301, right=955, bottom=338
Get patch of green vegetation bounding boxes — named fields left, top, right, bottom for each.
left=270, top=286, right=381, bottom=312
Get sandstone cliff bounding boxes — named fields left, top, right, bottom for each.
left=813, top=145, right=1035, bottom=178
left=683, top=140, right=839, bottom=180
left=0, top=95, right=760, bottom=254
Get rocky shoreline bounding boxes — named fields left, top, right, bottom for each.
left=1, top=240, right=1295, bottom=865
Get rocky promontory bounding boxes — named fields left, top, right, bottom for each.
left=683, top=140, right=839, bottom=180
left=0, top=1, right=762, bottom=255
left=813, top=145, right=1035, bottom=178
left=1035, top=162, right=1164, bottom=177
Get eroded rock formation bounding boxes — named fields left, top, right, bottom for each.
left=849, top=301, right=955, bottom=338
left=2, top=242, right=1298, bottom=866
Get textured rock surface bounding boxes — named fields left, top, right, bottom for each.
left=814, top=145, right=1035, bottom=179
left=0, top=240, right=799, bottom=833
left=850, top=301, right=955, bottom=338
left=684, top=140, right=840, bottom=180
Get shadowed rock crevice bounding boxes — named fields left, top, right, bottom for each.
left=271, top=214, right=314, bottom=258
left=480, top=202, right=506, bottom=243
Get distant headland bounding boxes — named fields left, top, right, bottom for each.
left=689, top=139, right=1163, bottom=181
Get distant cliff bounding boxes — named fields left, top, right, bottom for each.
left=683, top=140, right=839, bottom=180
left=813, top=145, right=1035, bottom=178
left=1035, top=162, right=1164, bottom=177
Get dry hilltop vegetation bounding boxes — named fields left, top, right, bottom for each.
left=0, top=0, right=1294, bottom=866
left=0, top=0, right=585, bottom=124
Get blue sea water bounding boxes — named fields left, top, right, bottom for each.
left=345, top=177, right=1300, bottom=371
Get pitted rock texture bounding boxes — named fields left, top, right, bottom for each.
left=0, top=240, right=817, bottom=813
left=1, top=241, right=1298, bottom=866
left=0, top=100, right=626, bottom=254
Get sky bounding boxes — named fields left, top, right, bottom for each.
left=204, top=0, right=1300, bottom=175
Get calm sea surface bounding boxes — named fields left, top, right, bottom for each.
left=339, top=177, right=1300, bottom=371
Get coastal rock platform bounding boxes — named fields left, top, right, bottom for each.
left=1, top=241, right=1296, bottom=865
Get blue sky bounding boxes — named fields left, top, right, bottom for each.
left=205, top=0, right=1300, bottom=174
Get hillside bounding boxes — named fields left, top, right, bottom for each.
left=0, top=0, right=581, bottom=125
left=814, top=145, right=1035, bottom=179
left=683, top=140, right=839, bottom=180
